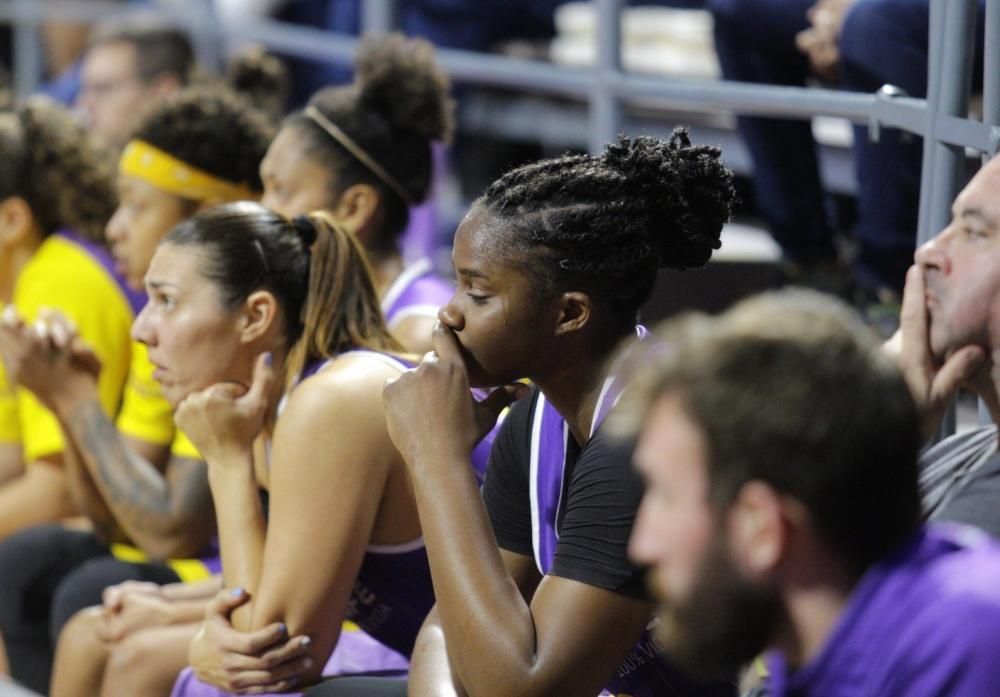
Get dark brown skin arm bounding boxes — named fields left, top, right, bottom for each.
left=406, top=452, right=653, bottom=697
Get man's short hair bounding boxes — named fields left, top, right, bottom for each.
left=88, top=17, right=194, bottom=85
left=616, top=289, right=922, bottom=574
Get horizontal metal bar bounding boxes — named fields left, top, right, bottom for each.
left=935, top=114, right=1000, bottom=154
left=2, top=0, right=996, bottom=155
left=0, top=0, right=155, bottom=23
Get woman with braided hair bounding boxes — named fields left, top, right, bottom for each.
left=314, top=131, right=739, bottom=697
left=259, top=32, right=454, bottom=353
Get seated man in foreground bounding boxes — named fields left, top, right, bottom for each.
left=623, top=289, right=1000, bottom=696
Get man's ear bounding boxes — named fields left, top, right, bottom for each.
left=238, top=290, right=280, bottom=345
left=553, top=291, right=592, bottom=336
left=727, top=480, right=788, bottom=576
left=0, top=197, right=36, bottom=246
left=331, top=183, right=381, bottom=242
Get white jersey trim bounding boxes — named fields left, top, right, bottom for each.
left=380, top=258, right=434, bottom=316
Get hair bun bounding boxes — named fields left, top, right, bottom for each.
left=291, top=214, right=318, bottom=247
left=602, top=130, right=733, bottom=271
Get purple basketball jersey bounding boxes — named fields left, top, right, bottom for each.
left=380, top=258, right=453, bottom=329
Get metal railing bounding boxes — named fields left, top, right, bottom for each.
left=1, top=0, right=995, bottom=242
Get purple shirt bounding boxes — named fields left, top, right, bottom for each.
left=380, top=258, right=453, bottom=329
left=766, top=524, right=1000, bottom=697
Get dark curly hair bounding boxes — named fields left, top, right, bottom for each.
left=130, top=86, right=275, bottom=193
left=226, top=48, right=291, bottom=122
left=284, top=33, right=454, bottom=252
left=480, top=130, right=736, bottom=320
left=0, top=98, right=117, bottom=242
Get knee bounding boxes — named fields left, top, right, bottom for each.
left=840, top=0, right=894, bottom=58
left=51, top=558, right=135, bottom=639
left=707, top=0, right=806, bottom=27
left=707, top=0, right=755, bottom=24
left=839, top=0, right=928, bottom=88
left=56, top=607, right=104, bottom=654
left=102, top=631, right=168, bottom=694
left=53, top=607, right=107, bottom=669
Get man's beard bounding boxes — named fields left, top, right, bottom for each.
left=654, top=536, right=784, bottom=682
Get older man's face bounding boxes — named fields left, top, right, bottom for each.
left=77, top=41, right=148, bottom=148
left=915, top=157, right=1000, bottom=360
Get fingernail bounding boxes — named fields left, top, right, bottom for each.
left=277, top=622, right=287, bottom=635
left=301, top=636, right=311, bottom=647
left=230, top=587, right=244, bottom=598
left=303, top=657, right=314, bottom=669
left=263, top=352, right=273, bottom=366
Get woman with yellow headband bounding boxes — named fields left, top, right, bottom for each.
left=0, top=87, right=273, bottom=696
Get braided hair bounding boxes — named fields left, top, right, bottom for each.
left=480, top=130, right=735, bottom=320
left=286, top=33, right=454, bottom=251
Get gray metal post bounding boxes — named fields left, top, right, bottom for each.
left=361, top=0, right=397, bottom=35
left=11, top=0, right=42, bottom=98
left=919, top=0, right=977, bottom=439
left=984, top=0, right=1000, bottom=148
left=589, top=0, right=623, bottom=154
left=917, top=0, right=977, bottom=246
left=183, top=0, right=225, bottom=74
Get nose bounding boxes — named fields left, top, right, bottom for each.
left=130, top=304, right=155, bottom=346
left=438, top=300, right=464, bottom=332
left=105, top=206, right=127, bottom=244
left=914, top=228, right=951, bottom=274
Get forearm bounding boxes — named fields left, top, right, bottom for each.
left=61, top=435, right=125, bottom=543
left=208, top=466, right=267, bottom=632
left=161, top=575, right=223, bottom=602
left=164, top=597, right=214, bottom=625
left=411, top=457, right=537, bottom=695
left=59, top=398, right=208, bottom=556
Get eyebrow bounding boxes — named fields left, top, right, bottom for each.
left=960, top=208, right=994, bottom=225
left=146, top=280, right=179, bottom=292
left=456, top=267, right=490, bottom=280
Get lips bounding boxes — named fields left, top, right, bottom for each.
left=149, top=361, right=168, bottom=383
left=110, top=248, right=128, bottom=274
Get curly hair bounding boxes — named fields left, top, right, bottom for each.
left=225, top=48, right=291, bottom=122
left=0, top=98, right=117, bottom=242
left=285, top=33, right=454, bottom=251
left=130, top=86, right=276, bottom=192
left=480, top=130, right=736, bottom=319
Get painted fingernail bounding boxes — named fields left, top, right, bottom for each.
left=303, top=657, right=314, bottom=669
left=277, top=622, right=287, bottom=635
left=263, top=352, right=273, bottom=366
left=230, top=587, right=244, bottom=598
left=301, top=636, right=311, bottom=647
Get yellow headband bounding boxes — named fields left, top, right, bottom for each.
left=119, top=140, right=257, bottom=204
